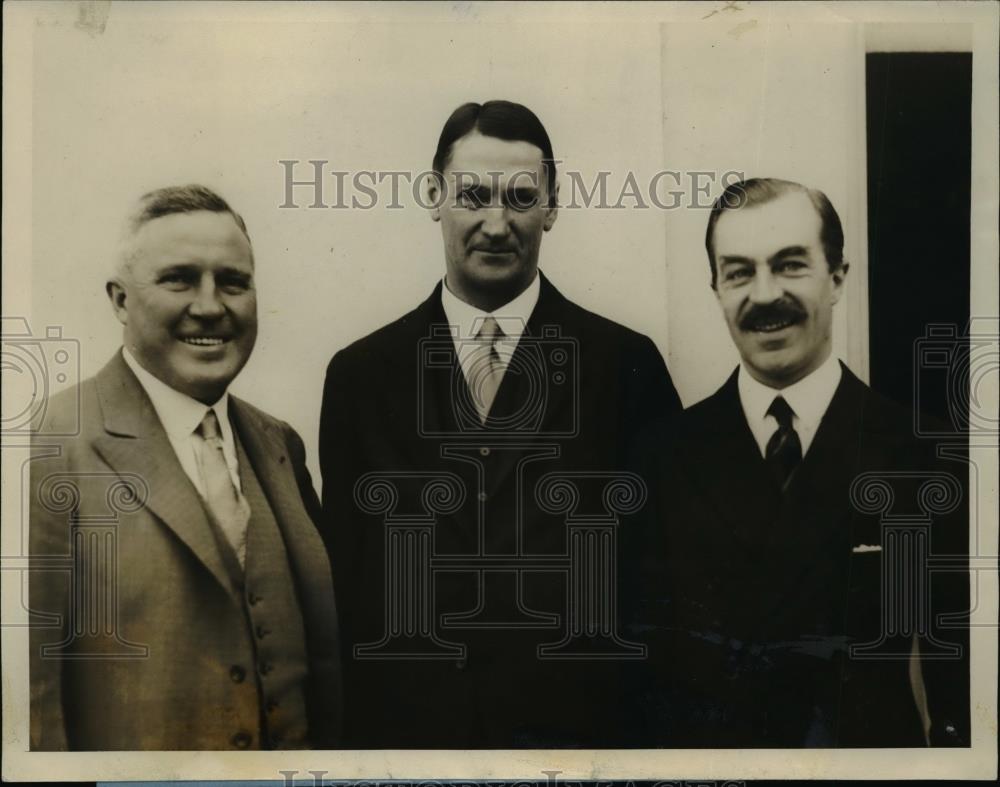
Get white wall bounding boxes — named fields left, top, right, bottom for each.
left=27, top=3, right=672, bottom=485
left=661, top=17, right=867, bottom=405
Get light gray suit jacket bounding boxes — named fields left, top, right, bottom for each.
left=29, top=351, right=341, bottom=750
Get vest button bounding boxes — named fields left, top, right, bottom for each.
left=256, top=625, right=271, bottom=639
left=266, top=698, right=279, bottom=713
left=477, top=492, right=488, bottom=502
left=259, top=662, right=273, bottom=676
left=247, top=592, right=261, bottom=606
left=231, top=731, right=252, bottom=749
left=229, top=665, right=246, bottom=683
left=455, top=657, right=467, bottom=671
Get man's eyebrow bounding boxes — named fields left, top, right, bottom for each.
left=718, top=255, right=755, bottom=267
left=769, top=245, right=810, bottom=262
left=155, top=262, right=199, bottom=275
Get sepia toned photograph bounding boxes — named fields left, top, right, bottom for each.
left=2, top=0, right=997, bottom=783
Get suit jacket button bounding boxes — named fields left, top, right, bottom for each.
left=230, top=665, right=246, bottom=683
left=477, top=492, right=488, bottom=502
left=256, top=625, right=271, bottom=639
left=266, top=698, right=279, bottom=713
left=259, top=662, right=273, bottom=676
left=479, top=447, right=490, bottom=457
left=231, top=731, right=252, bottom=749
left=455, top=657, right=467, bottom=671
left=248, top=592, right=261, bottom=606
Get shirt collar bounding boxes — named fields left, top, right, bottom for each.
left=737, top=351, right=842, bottom=430
left=440, top=271, right=541, bottom=340
left=121, top=347, right=232, bottom=442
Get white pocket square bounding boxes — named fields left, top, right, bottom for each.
left=852, top=544, right=882, bottom=553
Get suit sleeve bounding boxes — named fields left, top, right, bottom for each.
left=282, top=420, right=323, bottom=528
left=923, top=439, right=971, bottom=746
left=318, top=350, right=364, bottom=652
left=28, top=437, right=71, bottom=751
left=626, top=335, right=682, bottom=432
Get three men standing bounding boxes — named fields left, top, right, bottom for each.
left=27, top=121, right=968, bottom=753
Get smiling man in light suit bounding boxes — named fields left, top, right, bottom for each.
left=29, top=185, right=341, bottom=750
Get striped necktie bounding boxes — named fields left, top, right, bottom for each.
left=195, top=408, right=251, bottom=567
left=469, top=316, right=505, bottom=424
left=765, top=395, right=803, bottom=491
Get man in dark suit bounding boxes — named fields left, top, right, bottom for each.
left=319, top=100, right=681, bottom=747
left=635, top=177, right=969, bottom=747
left=29, top=185, right=341, bottom=750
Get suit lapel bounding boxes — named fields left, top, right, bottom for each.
left=229, top=400, right=340, bottom=650
left=681, top=371, right=782, bottom=548
left=784, top=364, right=868, bottom=520
left=91, top=353, right=241, bottom=600
left=482, top=274, right=575, bottom=495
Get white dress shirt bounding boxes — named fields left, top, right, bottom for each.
left=737, top=352, right=843, bottom=458
left=122, top=348, right=242, bottom=495
left=440, top=272, right=541, bottom=387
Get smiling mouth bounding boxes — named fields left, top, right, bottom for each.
left=746, top=318, right=799, bottom=333
left=181, top=337, right=229, bottom=346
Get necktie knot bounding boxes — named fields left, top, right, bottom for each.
left=476, top=316, right=503, bottom=344
left=197, top=408, right=222, bottom=441
left=767, top=396, right=796, bottom=430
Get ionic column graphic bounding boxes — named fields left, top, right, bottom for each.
left=850, top=471, right=963, bottom=660
left=37, top=473, right=149, bottom=659
left=535, top=473, right=647, bottom=659
left=353, top=472, right=465, bottom=659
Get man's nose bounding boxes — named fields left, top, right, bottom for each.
left=479, top=205, right=511, bottom=239
left=188, top=274, right=226, bottom=318
left=747, top=267, right=782, bottom=304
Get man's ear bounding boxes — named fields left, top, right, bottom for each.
left=830, top=261, right=849, bottom=305
left=427, top=174, right=443, bottom=223
left=543, top=182, right=559, bottom=231
left=106, top=279, right=128, bottom=326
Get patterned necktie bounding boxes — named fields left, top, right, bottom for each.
left=195, top=408, right=250, bottom=567
left=765, top=395, right=803, bottom=492
left=470, top=316, right=505, bottom=424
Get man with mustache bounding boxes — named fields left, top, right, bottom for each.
left=319, top=100, right=681, bottom=747
left=29, top=185, right=341, bottom=750
left=635, top=177, right=968, bottom=747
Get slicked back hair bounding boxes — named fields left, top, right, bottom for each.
left=705, top=177, right=844, bottom=288
left=432, top=100, right=558, bottom=206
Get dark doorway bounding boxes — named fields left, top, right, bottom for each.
left=866, top=52, right=972, bottom=430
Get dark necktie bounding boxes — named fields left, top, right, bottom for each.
left=765, top=395, right=802, bottom=491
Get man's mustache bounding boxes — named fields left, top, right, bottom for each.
left=739, top=299, right=807, bottom=331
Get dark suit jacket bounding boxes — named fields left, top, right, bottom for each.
left=29, top=352, right=341, bottom=750
left=631, top=363, right=969, bottom=747
left=319, top=273, right=681, bottom=747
